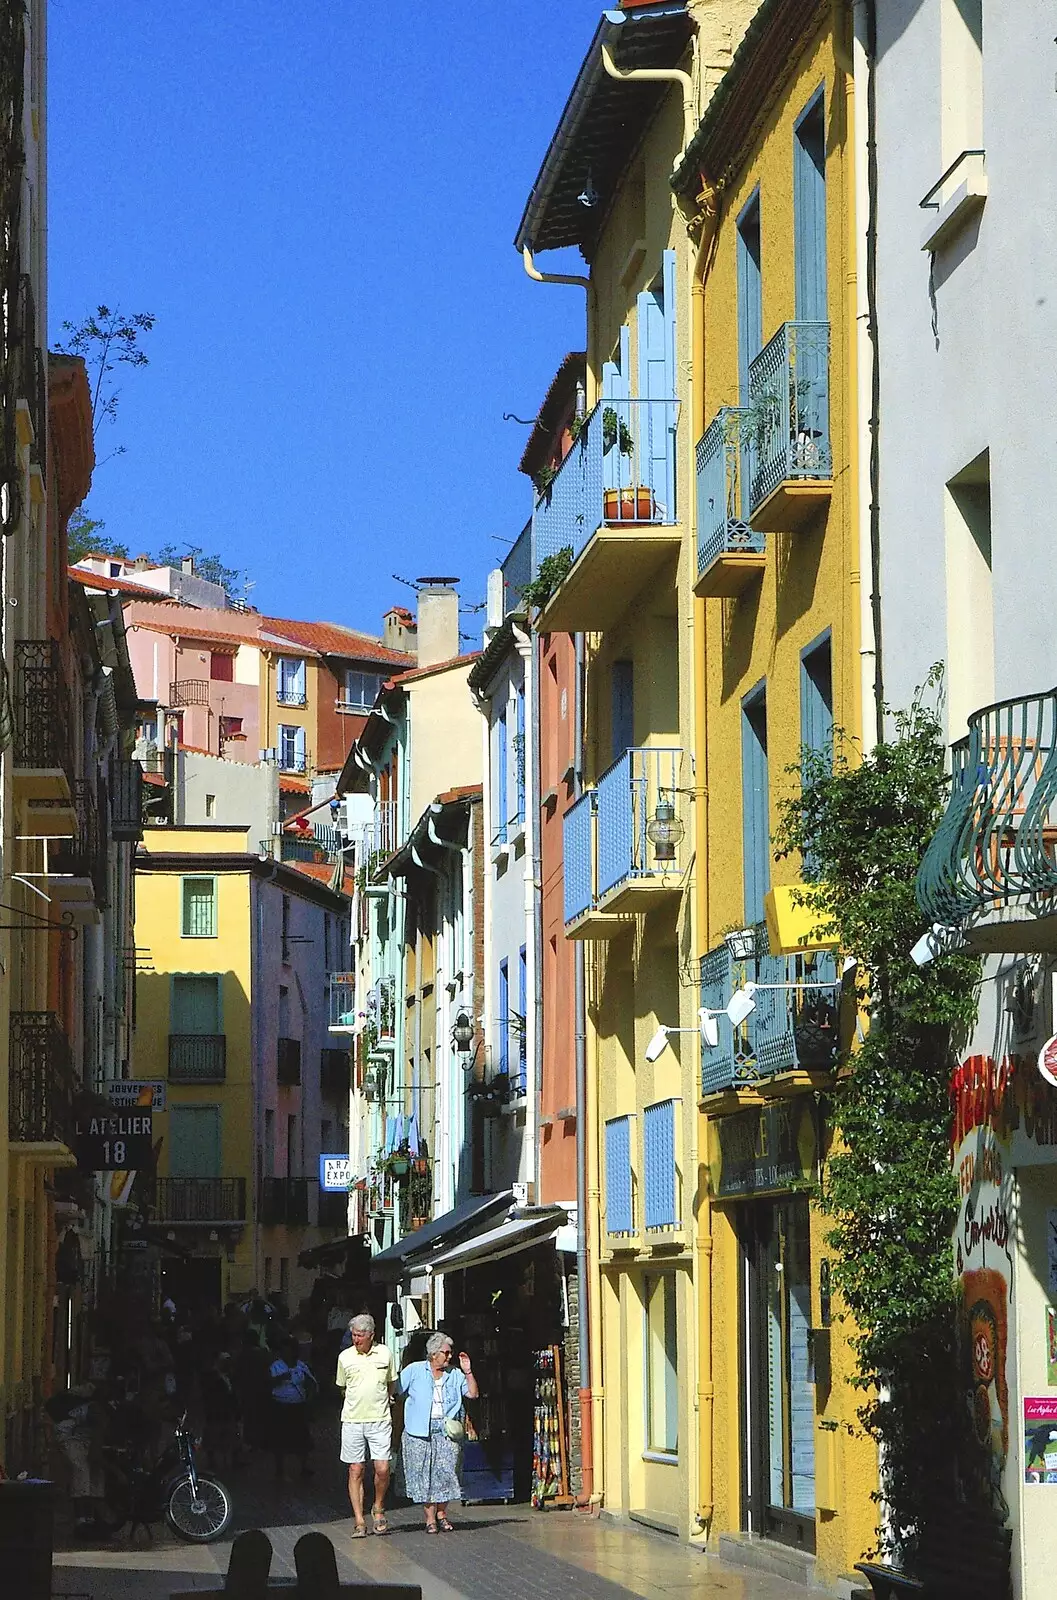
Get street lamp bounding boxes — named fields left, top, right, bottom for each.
left=452, top=1011, right=475, bottom=1053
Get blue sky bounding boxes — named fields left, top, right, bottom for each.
left=48, top=1, right=602, bottom=636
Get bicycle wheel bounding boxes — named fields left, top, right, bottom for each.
left=165, top=1473, right=232, bottom=1542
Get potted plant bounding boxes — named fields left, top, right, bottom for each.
left=533, top=462, right=558, bottom=497
left=601, top=405, right=652, bottom=521
left=379, top=1146, right=410, bottom=1179
left=792, top=992, right=838, bottom=1069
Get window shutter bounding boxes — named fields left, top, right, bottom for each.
left=605, top=1116, right=633, bottom=1234
left=742, top=692, right=770, bottom=925
left=794, top=92, right=827, bottom=322
left=295, top=726, right=307, bottom=770
left=644, top=1099, right=678, bottom=1229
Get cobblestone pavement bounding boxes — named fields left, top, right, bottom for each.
left=50, top=1417, right=820, bottom=1600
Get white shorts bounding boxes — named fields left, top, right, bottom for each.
left=340, top=1418, right=392, bottom=1464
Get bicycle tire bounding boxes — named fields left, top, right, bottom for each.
left=165, top=1473, right=233, bottom=1543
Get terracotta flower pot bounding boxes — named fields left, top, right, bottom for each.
left=603, top=486, right=654, bottom=522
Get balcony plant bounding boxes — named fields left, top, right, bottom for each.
left=377, top=1146, right=410, bottom=1179
left=602, top=405, right=652, bottom=521
left=521, top=546, right=574, bottom=612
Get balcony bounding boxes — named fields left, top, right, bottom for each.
left=9, top=1012, right=76, bottom=1157
left=532, top=396, right=680, bottom=631
left=153, top=1177, right=246, bottom=1226
left=328, top=973, right=357, bottom=1032
left=321, top=1047, right=351, bottom=1098
left=168, top=1034, right=226, bottom=1082
left=277, top=688, right=307, bottom=708
left=372, top=800, right=399, bottom=862
left=261, top=1176, right=310, bottom=1226
left=562, top=748, right=688, bottom=937
left=277, top=1037, right=302, bottom=1086
left=318, top=1188, right=350, bottom=1230
left=17, top=780, right=106, bottom=918
left=747, top=321, right=832, bottom=532
left=695, top=407, right=766, bottom=597
left=700, top=937, right=841, bottom=1102
left=169, top=679, right=210, bottom=708
left=14, top=640, right=73, bottom=799
left=916, top=689, right=1057, bottom=950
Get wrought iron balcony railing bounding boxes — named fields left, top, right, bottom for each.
left=169, top=679, right=210, bottom=708
left=277, top=1036, right=302, bottom=1086
left=168, top=1034, right=226, bottom=1081
left=152, top=1177, right=246, bottom=1224
left=14, top=640, right=73, bottom=779
left=260, top=1175, right=310, bottom=1226
left=277, top=688, right=307, bottom=707
left=916, top=689, right=1057, bottom=928
left=695, top=407, right=765, bottom=585
left=747, top=320, right=831, bottom=516
left=700, top=934, right=840, bottom=1097
left=49, top=779, right=107, bottom=905
left=562, top=749, right=687, bottom=926
left=328, top=973, right=357, bottom=1032
left=17, top=275, right=46, bottom=477
left=9, top=1011, right=76, bottom=1146
left=532, top=395, right=680, bottom=574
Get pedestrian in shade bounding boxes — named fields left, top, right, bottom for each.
left=399, top=1332, right=478, bottom=1533
left=335, top=1313, right=398, bottom=1538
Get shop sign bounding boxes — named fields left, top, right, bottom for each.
left=710, top=1098, right=818, bottom=1198
left=106, top=1079, right=166, bottom=1112
left=319, top=1154, right=354, bottom=1191
left=75, top=1112, right=153, bottom=1171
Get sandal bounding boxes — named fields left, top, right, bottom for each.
left=371, top=1512, right=389, bottom=1535
left=425, top=1520, right=438, bottom=1534
left=351, top=1523, right=368, bottom=1539
left=436, top=1515, right=455, bottom=1532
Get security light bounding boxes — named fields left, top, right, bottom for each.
left=645, top=1028, right=670, bottom=1063
left=726, top=986, right=758, bottom=1028
left=910, top=923, right=967, bottom=967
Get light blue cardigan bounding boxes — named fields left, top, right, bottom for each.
left=400, top=1361, right=468, bottom=1439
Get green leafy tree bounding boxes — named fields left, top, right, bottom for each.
left=56, top=305, right=155, bottom=452
left=774, top=671, right=981, bottom=1560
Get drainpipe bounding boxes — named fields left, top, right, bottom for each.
left=600, top=22, right=696, bottom=165
left=852, top=0, right=883, bottom=744
left=527, top=632, right=543, bottom=1213
left=572, top=628, right=598, bottom=1507
left=522, top=246, right=589, bottom=293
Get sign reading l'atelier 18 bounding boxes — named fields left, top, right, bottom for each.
left=709, top=1098, right=818, bottom=1198
left=75, top=1112, right=153, bottom=1172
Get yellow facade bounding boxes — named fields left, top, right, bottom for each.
left=688, top=10, right=878, bottom=1586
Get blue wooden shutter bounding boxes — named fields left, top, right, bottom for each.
left=636, top=249, right=677, bottom=519
left=171, top=973, right=220, bottom=1034
left=737, top=192, right=763, bottom=404
left=800, top=637, right=833, bottom=766
left=611, top=660, right=634, bottom=763
left=496, top=707, right=508, bottom=837
left=602, top=326, right=631, bottom=494
left=605, top=1116, right=633, bottom=1233
left=294, top=726, right=307, bottom=771
left=644, top=1099, right=677, bottom=1229
left=170, top=1105, right=221, bottom=1178
left=742, top=688, right=770, bottom=924
left=517, top=945, right=527, bottom=1092
left=794, top=92, right=827, bottom=322
left=515, top=685, right=526, bottom=822
left=498, top=958, right=509, bottom=1075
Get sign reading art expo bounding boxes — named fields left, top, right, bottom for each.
left=710, top=1098, right=818, bottom=1198
left=75, top=1112, right=153, bottom=1172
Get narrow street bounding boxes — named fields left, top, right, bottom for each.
left=53, top=1470, right=815, bottom=1600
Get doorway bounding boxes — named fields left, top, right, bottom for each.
left=741, top=1197, right=816, bottom=1550
left=159, top=1256, right=223, bottom=1314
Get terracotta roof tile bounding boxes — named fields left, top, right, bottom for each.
left=386, top=651, right=481, bottom=688
left=70, top=566, right=180, bottom=601
left=262, top=616, right=414, bottom=666
left=279, top=774, right=311, bottom=793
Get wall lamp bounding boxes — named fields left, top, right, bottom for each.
left=726, top=958, right=857, bottom=1022
left=646, top=1000, right=754, bottom=1063
left=909, top=923, right=967, bottom=967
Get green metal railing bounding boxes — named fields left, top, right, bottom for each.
left=916, top=689, right=1057, bottom=925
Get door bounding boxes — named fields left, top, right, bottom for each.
left=171, top=974, right=221, bottom=1034
left=742, top=1197, right=816, bottom=1549
left=169, top=1105, right=221, bottom=1177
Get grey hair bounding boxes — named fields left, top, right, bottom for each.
left=426, top=1332, right=454, bottom=1358
left=349, top=1313, right=375, bottom=1335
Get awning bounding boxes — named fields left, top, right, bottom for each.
left=369, top=1190, right=514, bottom=1283
left=425, top=1210, right=566, bottom=1275
left=298, top=1233, right=371, bottom=1271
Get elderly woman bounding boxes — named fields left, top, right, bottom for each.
left=399, top=1332, right=478, bottom=1531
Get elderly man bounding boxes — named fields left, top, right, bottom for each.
left=334, top=1312, right=398, bottom=1536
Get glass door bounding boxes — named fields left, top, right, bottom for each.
left=742, top=1197, right=816, bottom=1549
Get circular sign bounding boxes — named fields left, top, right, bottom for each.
left=1038, top=1032, right=1057, bottom=1089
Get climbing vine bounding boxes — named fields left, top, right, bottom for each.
left=520, top=545, right=573, bottom=612
left=775, top=674, right=981, bottom=1559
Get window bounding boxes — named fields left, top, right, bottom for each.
left=344, top=669, right=384, bottom=709
left=210, top=651, right=234, bottom=683
left=944, top=451, right=993, bottom=737
left=736, top=190, right=763, bottom=404
left=643, top=1099, right=678, bottom=1230
left=611, top=660, right=634, bottom=762
left=277, top=657, right=306, bottom=706
left=169, top=1104, right=221, bottom=1178
left=279, top=725, right=307, bottom=773
left=279, top=1258, right=289, bottom=1299
left=514, top=685, right=526, bottom=826
left=265, top=1109, right=275, bottom=1178
left=498, top=958, right=509, bottom=1076
left=220, top=715, right=244, bottom=743
left=741, top=686, right=770, bottom=925
left=644, top=1273, right=678, bottom=1457
left=794, top=91, right=827, bottom=322
left=205, top=793, right=216, bottom=818
left=604, top=1116, right=633, bottom=1234
left=516, top=945, right=528, bottom=1094
left=636, top=249, right=678, bottom=517
left=171, top=974, right=221, bottom=1034
left=109, top=561, right=122, bottom=578
left=800, top=636, right=833, bottom=768
left=181, top=876, right=217, bottom=938
left=494, top=707, right=508, bottom=845
left=281, top=903, right=291, bottom=964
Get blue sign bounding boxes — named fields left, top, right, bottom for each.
left=319, top=1154, right=353, bottom=1192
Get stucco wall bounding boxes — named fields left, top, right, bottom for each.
left=406, top=663, right=482, bottom=823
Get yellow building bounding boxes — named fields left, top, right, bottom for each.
left=134, top=825, right=352, bottom=1313
left=671, top=0, right=877, bottom=1582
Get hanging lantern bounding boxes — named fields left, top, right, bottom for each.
left=452, top=1011, right=475, bottom=1052
left=724, top=927, right=757, bottom=963
left=646, top=793, right=684, bottom=864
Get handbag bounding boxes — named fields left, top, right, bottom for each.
left=443, top=1416, right=465, bottom=1442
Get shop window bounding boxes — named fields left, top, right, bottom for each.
left=644, top=1272, right=678, bottom=1457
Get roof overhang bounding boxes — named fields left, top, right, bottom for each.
left=515, top=3, right=691, bottom=259
left=382, top=790, right=476, bottom=881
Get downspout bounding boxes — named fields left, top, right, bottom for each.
left=527, top=631, right=544, bottom=1216
left=522, top=246, right=589, bottom=293
left=600, top=29, right=696, bottom=165
left=573, top=627, right=597, bottom=1507
left=853, top=0, right=883, bottom=744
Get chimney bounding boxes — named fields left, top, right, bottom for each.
left=415, top=578, right=460, bottom=668
left=181, top=554, right=195, bottom=574
left=383, top=605, right=417, bottom=656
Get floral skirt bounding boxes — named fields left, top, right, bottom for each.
left=402, top=1419, right=462, bottom=1505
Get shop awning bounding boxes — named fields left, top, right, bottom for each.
left=425, top=1209, right=567, bottom=1275
left=369, top=1190, right=514, bottom=1282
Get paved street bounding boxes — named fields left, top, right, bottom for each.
left=51, top=1453, right=817, bottom=1600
